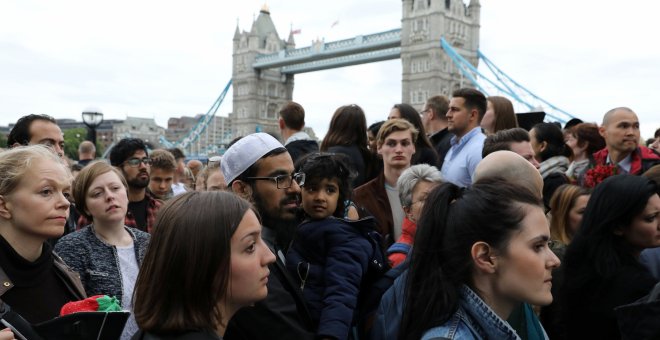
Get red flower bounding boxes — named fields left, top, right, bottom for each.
left=584, top=164, right=618, bottom=188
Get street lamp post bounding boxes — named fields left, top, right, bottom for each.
left=82, top=109, right=104, bottom=147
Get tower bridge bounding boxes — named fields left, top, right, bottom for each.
left=162, top=0, right=574, bottom=156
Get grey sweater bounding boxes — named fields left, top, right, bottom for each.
left=54, top=225, right=150, bottom=304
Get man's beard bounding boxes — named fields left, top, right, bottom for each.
left=127, top=171, right=150, bottom=189
left=253, top=192, right=302, bottom=253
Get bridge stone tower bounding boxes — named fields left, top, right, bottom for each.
left=401, top=0, right=480, bottom=108
left=231, top=4, right=295, bottom=137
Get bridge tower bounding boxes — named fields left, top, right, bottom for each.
left=231, top=4, right=295, bottom=137
left=401, top=0, right=481, bottom=108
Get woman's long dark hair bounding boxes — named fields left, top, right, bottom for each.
left=562, top=175, right=658, bottom=291
left=133, top=191, right=254, bottom=333
left=399, top=178, right=542, bottom=340
left=532, top=122, right=572, bottom=161
left=392, top=103, right=435, bottom=151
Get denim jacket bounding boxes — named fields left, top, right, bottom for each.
left=422, top=285, right=524, bottom=340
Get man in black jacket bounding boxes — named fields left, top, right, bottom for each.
left=278, top=101, right=318, bottom=164
left=222, top=132, right=314, bottom=340
left=422, top=95, right=454, bottom=169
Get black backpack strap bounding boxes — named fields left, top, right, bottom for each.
left=0, top=300, right=44, bottom=340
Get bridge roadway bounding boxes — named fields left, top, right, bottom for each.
left=252, top=28, right=402, bottom=74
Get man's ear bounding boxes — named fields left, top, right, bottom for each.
left=231, top=180, right=253, bottom=201
left=278, top=117, right=285, bottom=130
left=0, top=195, right=12, bottom=220
left=471, top=241, right=497, bottom=274
left=599, top=125, right=607, bottom=139
left=539, top=141, right=548, bottom=153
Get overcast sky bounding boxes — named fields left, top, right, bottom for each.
left=1, top=0, right=659, bottom=139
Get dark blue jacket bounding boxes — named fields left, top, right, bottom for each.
left=286, top=217, right=374, bottom=340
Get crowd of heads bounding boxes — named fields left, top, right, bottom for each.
left=0, top=88, right=658, bottom=339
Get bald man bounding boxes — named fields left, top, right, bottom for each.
left=473, top=150, right=543, bottom=199
left=594, top=107, right=659, bottom=175
left=186, top=159, right=203, bottom=178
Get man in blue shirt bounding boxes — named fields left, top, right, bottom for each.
left=440, top=88, right=487, bottom=187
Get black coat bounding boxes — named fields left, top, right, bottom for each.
left=286, top=139, right=319, bottom=165
left=429, top=128, right=453, bottom=169
left=562, top=264, right=657, bottom=340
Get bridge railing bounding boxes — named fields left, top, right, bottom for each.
left=253, top=29, right=401, bottom=69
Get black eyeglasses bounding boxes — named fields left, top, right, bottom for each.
left=246, top=172, right=306, bottom=189
left=123, top=157, right=152, bottom=167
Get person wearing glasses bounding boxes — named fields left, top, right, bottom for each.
left=80, top=138, right=162, bottom=233
left=222, top=133, right=314, bottom=340
left=420, top=95, right=453, bottom=169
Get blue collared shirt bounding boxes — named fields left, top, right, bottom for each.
left=441, top=127, right=486, bottom=187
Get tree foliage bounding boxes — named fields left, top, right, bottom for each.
left=63, top=128, right=87, bottom=160
left=62, top=128, right=106, bottom=160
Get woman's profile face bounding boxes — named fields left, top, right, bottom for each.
left=85, top=171, right=128, bottom=224
left=620, top=194, right=660, bottom=253
left=567, top=195, right=589, bottom=238
left=481, top=100, right=495, bottom=134
left=388, top=108, right=401, bottom=120
left=1, top=159, right=71, bottom=241
left=492, top=204, right=560, bottom=307
left=228, top=209, right=276, bottom=308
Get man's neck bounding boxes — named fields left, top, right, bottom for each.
left=454, top=124, right=478, bottom=142
left=281, top=128, right=294, bottom=142
left=608, top=148, right=632, bottom=164
left=127, top=187, right=146, bottom=202
left=384, top=165, right=409, bottom=187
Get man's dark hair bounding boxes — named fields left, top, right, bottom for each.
left=452, top=88, right=487, bottom=121
left=425, top=95, right=450, bottom=119
left=109, top=138, right=149, bottom=167
left=7, top=114, right=57, bottom=146
left=295, top=152, right=354, bottom=217
left=368, top=121, right=385, bottom=137
left=482, top=128, right=531, bottom=157
left=279, top=101, right=305, bottom=131
left=233, top=147, right=288, bottom=186
left=166, top=148, right=185, bottom=161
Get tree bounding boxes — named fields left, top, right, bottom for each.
left=63, top=128, right=87, bottom=160
left=0, top=133, right=7, bottom=148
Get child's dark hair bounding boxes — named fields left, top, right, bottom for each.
left=296, top=152, right=355, bottom=217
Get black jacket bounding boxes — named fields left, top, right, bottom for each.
left=429, top=128, right=453, bottom=169
left=286, top=140, right=319, bottom=165
left=225, top=227, right=314, bottom=340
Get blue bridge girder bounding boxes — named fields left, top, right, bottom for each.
left=253, top=28, right=402, bottom=74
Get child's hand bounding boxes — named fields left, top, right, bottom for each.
left=0, top=328, right=15, bottom=340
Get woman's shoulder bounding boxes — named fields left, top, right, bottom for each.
left=132, top=329, right=221, bottom=340
left=127, top=227, right=151, bottom=243
left=421, top=309, right=481, bottom=340
left=54, top=227, right=95, bottom=252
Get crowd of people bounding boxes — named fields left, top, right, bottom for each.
left=0, top=87, right=659, bottom=340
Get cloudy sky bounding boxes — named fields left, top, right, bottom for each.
left=1, top=0, right=659, bottom=139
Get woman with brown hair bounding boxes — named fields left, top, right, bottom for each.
left=481, top=96, right=518, bottom=135
left=55, top=161, right=150, bottom=339
left=132, top=191, right=275, bottom=339
left=564, top=123, right=605, bottom=185
left=320, top=104, right=373, bottom=187
left=548, top=184, right=591, bottom=254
